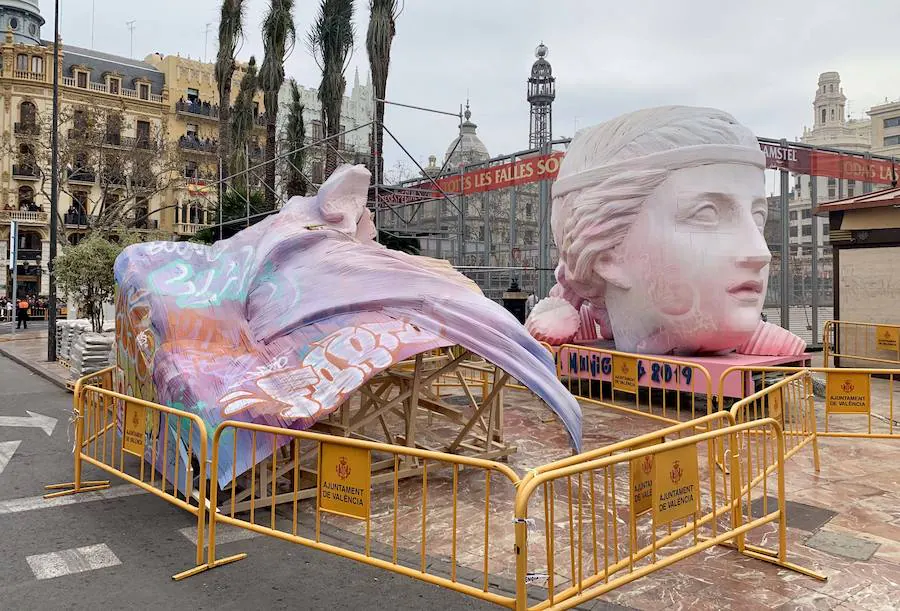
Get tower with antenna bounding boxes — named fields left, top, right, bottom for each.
left=527, top=43, right=555, bottom=149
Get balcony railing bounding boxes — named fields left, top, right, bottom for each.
left=14, top=122, right=39, bottom=135
left=12, top=165, right=39, bottom=179
left=64, top=213, right=94, bottom=227
left=179, top=137, right=218, bottom=154
left=176, top=99, right=220, bottom=119
left=175, top=222, right=208, bottom=234
left=130, top=219, right=159, bottom=231
left=13, top=70, right=46, bottom=82
left=16, top=248, right=42, bottom=261
left=0, top=210, right=48, bottom=224
left=61, top=76, right=164, bottom=103
left=67, top=168, right=96, bottom=183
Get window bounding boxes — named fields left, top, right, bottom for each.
left=311, top=120, right=324, bottom=141
left=829, top=84, right=833, bottom=93
left=72, top=191, right=88, bottom=214
left=19, top=100, right=36, bottom=126
left=830, top=109, right=835, bottom=120
left=17, top=186, right=34, bottom=207
left=827, top=177, right=836, bottom=186
left=186, top=88, right=199, bottom=103
left=73, top=109, right=87, bottom=131
left=802, top=225, right=811, bottom=237
left=789, top=226, right=798, bottom=238
left=184, top=160, right=198, bottom=179
left=884, top=135, right=900, bottom=147
left=136, top=120, right=150, bottom=147
left=109, top=78, right=120, bottom=95
left=105, top=113, right=122, bottom=145
left=30, top=56, right=42, bottom=74
left=885, top=117, right=900, bottom=129
left=821, top=108, right=826, bottom=124
left=186, top=123, right=198, bottom=138
left=139, top=84, right=150, bottom=100
left=822, top=223, right=829, bottom=234
left=828, top=187, right=836, bottom=199
left=802, top=208, right=811, bottom=219
left=848, top=180, right=856, bottom=197
left=15, top=54, right=27, bottom=71
left=9, top=16, right=18, bottom=30
left=76, top=71, right=87, bottom=88
left=790, top=211, right=798, bottom=221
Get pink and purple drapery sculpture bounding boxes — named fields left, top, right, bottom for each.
left=114, top=165, right=582, bottom=489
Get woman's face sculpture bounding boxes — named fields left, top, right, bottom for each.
left=601, top=162, right=769, bottom=354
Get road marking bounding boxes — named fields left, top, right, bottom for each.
left=0, top=484, right=146, bottom=515
left=0, top=411, right=58, bottom=436
left=26, top=543, right=121, bottom=580
left=180, top=524, right=259, bottom=547
left=0, top=440, right=21, bottom=475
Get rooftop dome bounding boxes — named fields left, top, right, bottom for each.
left=444, top=103, right=490, bottom=170
left=0, top=0, right=45, bottom=45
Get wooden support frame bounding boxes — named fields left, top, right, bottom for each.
left=223, top=347, right=517, bottom=513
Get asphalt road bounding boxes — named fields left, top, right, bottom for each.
left=0, top=354, right=498, bottom=610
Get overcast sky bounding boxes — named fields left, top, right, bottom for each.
left=57, top=0, right=900, bottom=183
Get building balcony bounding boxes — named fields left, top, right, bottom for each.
left=14, top=122, right=39, bottom=136
left=64, top=213, right=93, bottom=227
left=179, top=137, right=218, bottom=155
left=0, top=209, right=48, bottom=225
left=13, top=70, right=46, bottom=83
left=61, top=76, right=164, bottom=104
left=12, top=165, right=39, bottom=179
left=16, top=248, right=42, bottom=261
left=67, top=168, right=96, bottom=184
left=175, top=100, right=220, bottom=120
left=174, top=222, right=209, bottom=235
left=99, top=172, right=127, bottom=188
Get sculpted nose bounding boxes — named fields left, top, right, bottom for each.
left=735, top=228, right=771, bottom=271
left=736, top=253, right=770, bottom=271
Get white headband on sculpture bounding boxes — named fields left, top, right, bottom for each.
left=552, top=144, right=765, bottom=199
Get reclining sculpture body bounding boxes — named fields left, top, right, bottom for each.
left=114, top=165, right=582, bottom=488
left=526, top=106, right=806, bottom=357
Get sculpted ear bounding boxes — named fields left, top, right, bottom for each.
left=592, top=252, right=633, bottom=291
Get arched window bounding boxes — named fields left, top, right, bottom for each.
left=18, top=186, right=34, bottom=208
left=31, top=56, right=43, bottom=74
left=821, top=108, right=826, bottom=124
left=831, top=109, right=835, bottom=120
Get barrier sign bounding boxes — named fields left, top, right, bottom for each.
left=876, top=326, right=899, bottom=352
left=630, top=437, right=663, bottom=516
left=653, top=445, right=699, bottom=524
left=825, top=372, right=870, bottom=414
left=318, top=442, right=371, bottom=520
left=768, top=387, right=784, bottom=425
left=612, top=356, right=638, bottom=394
left=122, top=403, right=146, bottom=455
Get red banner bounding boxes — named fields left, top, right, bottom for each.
left=761, top=142, right=897, bottom=185
left=379, top=152, right=564, bottom=204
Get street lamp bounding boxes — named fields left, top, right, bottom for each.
left=47, top=0, right=59, bottom=361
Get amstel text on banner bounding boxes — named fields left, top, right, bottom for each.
left=122, top=403, right=146, bottom=455
left=318, top=442, right=371, bottom=520
left=630, top=437, right=664, bottom=517
left=612, top=355, right=638, bottom=394
left=653, top=444, right=700, bottom=524
left=825, top=372, right=871, bottom=415
left=875, top=326, right=900, bottom=352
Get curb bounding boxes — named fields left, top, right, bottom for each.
left=0, top=344, right=68, bottom=391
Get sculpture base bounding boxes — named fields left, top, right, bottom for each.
left=557, top=339, right=811, bottom=399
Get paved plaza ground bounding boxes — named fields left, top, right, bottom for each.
left=1, top=334, right=899, bottom=609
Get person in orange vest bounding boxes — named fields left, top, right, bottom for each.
left=16, top=297, right=29, bottom=329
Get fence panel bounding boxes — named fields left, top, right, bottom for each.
left=45, top=368, right=213, bottom=579
left=555, top=344, right=713, bottom=427
left=204, top=420, right=523, bottom=609
left=512, top=419, right=824, bottom=610
left=823, top=320, right=900, bottom=368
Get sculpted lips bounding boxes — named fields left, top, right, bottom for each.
left=727, top=280, right=764, bottom=303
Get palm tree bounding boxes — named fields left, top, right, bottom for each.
left=230, top=55, right=258, bottom=191
left=283, top=79, right=308, bottom=197
left=308, top=0, right=354, bottom=180
left=366, top=0, right=401, bottom=186
left=259, top=0, right=296, bottom=209
left=214, top=0, right=245, bottom=182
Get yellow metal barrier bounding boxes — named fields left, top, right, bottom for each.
left=721, top=365, right=900, bottom=440
left=824, top=320, right=900, bottom=368
left=718, top=368, right=820, bottom=474
left=512, top=418, right=824, bottom=610
left=555, top=344, right=714, bottom=427
left=45, top=367, right=214, bottom=580
left=204, top=420, right=523, bottom=609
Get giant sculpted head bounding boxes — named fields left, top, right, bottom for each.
left=526, top=106, right=805, bottom=356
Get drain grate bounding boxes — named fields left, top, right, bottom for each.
left=750, top=497, right=837, bottom=532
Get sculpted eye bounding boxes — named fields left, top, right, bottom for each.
left=688, top=204, right=718, bottom=224
left=752, top=210, right=767, bottom=230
